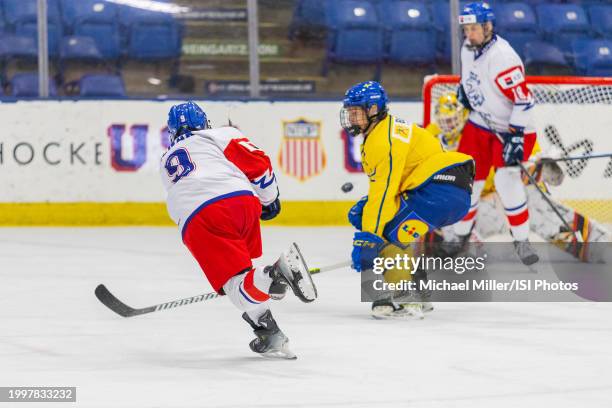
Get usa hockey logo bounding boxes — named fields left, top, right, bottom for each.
left=340, top=129, right=364, bottom=173
left=279, top=118, right=326, bottom=181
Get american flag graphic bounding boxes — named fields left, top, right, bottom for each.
left=279, top=119, right=326, bottom=181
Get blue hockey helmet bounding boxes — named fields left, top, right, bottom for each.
left=167, top=101, right=210, bottom=142
left=458, top=2, right=495, bottom=25
left=340, top=81, right=389, bottom=136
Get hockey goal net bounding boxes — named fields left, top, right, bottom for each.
left=422, top=75, right=612, bottom=228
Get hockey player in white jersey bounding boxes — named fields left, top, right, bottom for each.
left=453, top=2, right=539, bottom=265
left=160, top=101, right=317, bottom=359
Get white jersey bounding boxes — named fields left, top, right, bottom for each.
left=160, top=126, right=278, bottom=235
left=460, top=34, right=535, bottom=133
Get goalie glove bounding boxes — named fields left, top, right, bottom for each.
left=501, top=126, right=525, bottom=166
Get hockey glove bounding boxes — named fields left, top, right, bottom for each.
left=351, top=231, right=384, bottom=272
left=501, top=127, right=525, bottom=166
left=261, top=198, right=281, bottom=221
left=457, top=84, right=473, bottom=111
left=348, top=196, right=368, bottom=231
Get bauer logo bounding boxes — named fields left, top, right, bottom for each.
left=279, top=118, right=326, bottom=181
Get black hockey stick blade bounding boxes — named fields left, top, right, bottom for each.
left=95, top=284, right=155, bottom=317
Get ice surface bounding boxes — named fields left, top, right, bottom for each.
left=1, top=227, right=611, bottom=408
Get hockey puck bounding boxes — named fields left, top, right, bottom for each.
left=341, top=182, right=354, bottom=193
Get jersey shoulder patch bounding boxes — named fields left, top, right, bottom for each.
left=496, top=66, right=525, bottom=90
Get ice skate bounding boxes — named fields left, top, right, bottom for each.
left=436, top=232, right=471, bottom=258
left=371, top=298, right=425, bottom=320
left=513, top=239, right=539, bottom=265
left=266, top=242, right=317, bottom=303
left=242, top=310, right=296, bottom=360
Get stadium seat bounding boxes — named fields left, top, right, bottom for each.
left=536, top=4, right=590, bottom=54
left=430, top=0, right=468, bottom=62
left=502, top=31, right=540, bottom=59
left=327, top=27, right=384, bottom=63
left=118, top=2, right=177, bottom=26
left=61, top=0, right=119, bottom=30
left=59, top=36, right=103, bottom=60
left=0, top=34, right=37, bottom=59
left=79, top=74, right=126, bottom=97
left=588, top=5, right=612, bottom=38
left=572, top=39, right=612, bottom=76
left=74, top=21, right=121, bottom=59
left=127, top=22, right=181, bottom=60
left=10, top=72, right=58, bottom=97
left=15, top=21, right=62, bottom=57
left=496, top=2, right=536, bottom=32
left=2, top=0, right=61, bottom=25
left=326, top=0, right=379, bottom=30
left=388, top=29, right=437, bottom=65
left=379, top=1, right=437, bottom=65
left=289, top=0, right=329, bottom=39
left=524, top=41, right=568, bottom=72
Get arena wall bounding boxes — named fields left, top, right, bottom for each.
left=0, top=100, right=610, bottom=225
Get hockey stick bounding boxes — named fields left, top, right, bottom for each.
left=540, top=153, right=612, bottom=162
left=95, top=260, right=351, bottom=318
left=474, top=111, right=584, bottom=243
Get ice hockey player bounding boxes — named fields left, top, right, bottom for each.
left=341, top=81, right=475, bottom=319
left=160, top=101, right=317, bottom=359
left=453, top=2, right=539, bottom=265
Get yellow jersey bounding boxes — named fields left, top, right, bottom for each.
left=361, top=115, right=473, bottom=236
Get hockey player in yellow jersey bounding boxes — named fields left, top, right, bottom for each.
left=341, top=81, right=475, bottom=318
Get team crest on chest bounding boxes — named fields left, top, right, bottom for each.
left=279, top=118, right=326, bottom=181
left=466, top=71, right=485, bottom=107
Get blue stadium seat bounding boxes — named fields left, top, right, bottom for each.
left=326, top=0, right=379, bottom=30
left=431, top=0, right=468, bottom=62
left=127, top=22, right=181, bottom=60
left=379, top=1, right=436, bottom=65
left=59, top=36, right=103, bottom=60
left=61, top=0, right=119, bottom=29
left=2, top=0, right=61, bottom=25
left=15, top=21, right=62, bottom=57
left=524, top=41, right=568, bottom=71
left=0, top=34, right=37, bottom=59
left=327, top=27, right=384, bottom=63
left=118, top=2, right=176, bottom=26
left=536, top=4, right=590, bottom=54
left=496, top=2, right=536, bottom=32
left=388, top=29, right=437, bottom=64
left=589, top=5, right=612, bottom=38
left=74, top=21, right=121, bottom=59
left=573, top=39, right=612, bottom=76
left=502, top=31, right=540, bottom=59
left=10, top=72, right=58, bottom=97
left=289, top=0, right=329, bottom=38
left=79, top=74, right=126, bottom=97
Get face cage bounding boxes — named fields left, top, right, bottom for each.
left=340, top=107, right=364, bottom=137
left=437, top=112, right=461, bottom=134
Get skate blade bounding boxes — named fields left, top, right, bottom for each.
left=259, top=345, right=297, bottom=360
left=372, top=305, right=425, bottom=320
left=281, top=243, right=318, bottom=303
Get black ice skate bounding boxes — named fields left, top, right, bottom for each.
left=513, top=239, right=539, bottom=265
left=266, top=242, right=317, bottom=303
left=242, top=310, right=296, bottom=360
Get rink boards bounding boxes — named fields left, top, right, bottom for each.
left=0, top=99, right=610, bottom=225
